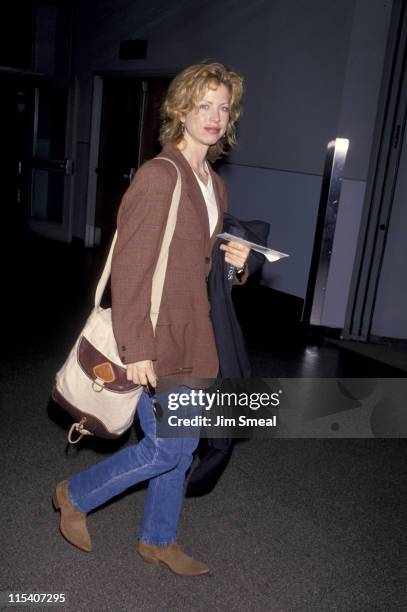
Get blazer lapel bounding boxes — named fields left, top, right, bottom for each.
left=208, top=164, right=224, bottom=248
left=185, top=168, right=211, bottom=244
left=162, top=143, right=211, bottom=244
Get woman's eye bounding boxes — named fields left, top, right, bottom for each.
left=222, top=107, right=230, bottom=113
left=199, top=104, right=209, bottom=110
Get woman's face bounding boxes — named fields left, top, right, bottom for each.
left=181, top=83, right=231, bottom=149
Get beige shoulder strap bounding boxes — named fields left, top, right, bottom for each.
left=94, top=157, right=181, bottom=332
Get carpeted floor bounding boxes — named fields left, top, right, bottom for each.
left=1, top=235, right=407, bottom=612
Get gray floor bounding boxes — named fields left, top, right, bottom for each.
left=2, top=369, right=407, bottom=611
left=1, top=236, right=407, bottom=612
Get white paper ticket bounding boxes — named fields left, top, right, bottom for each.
left=216, top=232, right=290, bottom=263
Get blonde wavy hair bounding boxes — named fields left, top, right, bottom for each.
left=159, top=62, right=244, bottom=162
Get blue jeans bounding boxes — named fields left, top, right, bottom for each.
left=67, top=386, right=201, bottom=546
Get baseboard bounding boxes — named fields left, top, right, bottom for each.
left=309, top=325, right=342, bottom=339
left=369, top=334, right=407, bottom=349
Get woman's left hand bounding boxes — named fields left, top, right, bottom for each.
left=219, top=240, right=250, bottom=270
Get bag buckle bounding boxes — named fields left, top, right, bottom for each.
left=67, top=417, right=93, bottom=444
left=92, top=378, right=105, bottom=392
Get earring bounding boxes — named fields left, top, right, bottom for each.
left=181, top=123, right=185, bottom=133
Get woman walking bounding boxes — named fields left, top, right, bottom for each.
left=53, top=62, right=250, bottom=576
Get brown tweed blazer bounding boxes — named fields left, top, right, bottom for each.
left=111, top=142, right=228, bottom=382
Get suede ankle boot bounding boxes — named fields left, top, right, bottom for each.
left=137, top=541, right=209, bottom=576
left=52, top=480, right=92, bottom=552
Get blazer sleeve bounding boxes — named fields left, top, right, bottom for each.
left=111, top=160, right=177, bottom=364
left=218, top=174, right=228, bottom=214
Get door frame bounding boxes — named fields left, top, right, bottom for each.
left=84, top=69, right=177, bottom=248
left=28, top=76, right=79, bottom=242
left=85, top=75, right=103, bottom=248
left=342, top=0, right=407, bottom=341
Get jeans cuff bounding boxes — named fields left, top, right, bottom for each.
left=138, top=535, right=177, bottom=546
left=67, top=481, right=87, bottom=513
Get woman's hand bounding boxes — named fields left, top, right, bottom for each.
left=126, top=360, right=157, bottom=388
left=219, top=240, right=250, bottom=271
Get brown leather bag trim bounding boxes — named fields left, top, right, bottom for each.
left=52, top=386, right=123, bottom=439
left=77, top=337, right=138, bottom=393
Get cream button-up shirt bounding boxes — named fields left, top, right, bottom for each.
left=193, top=163, right=219, bottom=237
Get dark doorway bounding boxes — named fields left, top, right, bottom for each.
left=0, top=74, right=74, bottom=242
left=95, top=76, right=172, bottom=245
left=0, top=75, right=36, bottom=240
